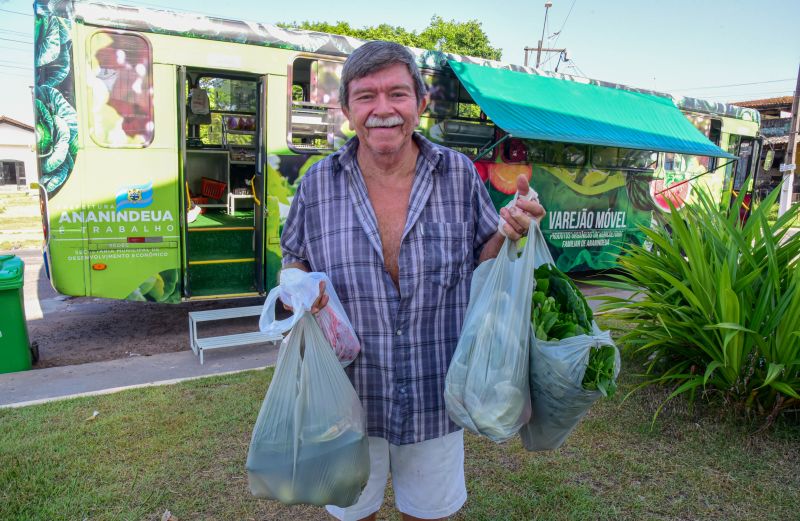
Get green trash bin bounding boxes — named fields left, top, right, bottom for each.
left=0, top=255, right=32, bottom=373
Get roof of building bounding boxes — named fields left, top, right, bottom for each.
left=733, top=96, right=793, bottom=109
left=764, top=135, right=790, bottom=146
left=0, top=116, right=34, bottom=132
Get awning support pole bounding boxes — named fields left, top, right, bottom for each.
left=473, top=134, right=510, bottom=162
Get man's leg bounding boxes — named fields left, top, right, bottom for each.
left=389, top=430, right=467, bottom=520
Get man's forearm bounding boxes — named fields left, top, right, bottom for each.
left=478, top=232, right=506, bottom=263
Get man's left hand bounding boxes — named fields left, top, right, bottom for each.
left=498, top=174, right=546, bottom=241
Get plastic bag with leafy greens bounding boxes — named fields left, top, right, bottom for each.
left=444, top=221, right=545, bottom=442
left=246, top=313, right=369, bottom=506
left=520, top=323, right=620, bottom=451
left=519, top=225, right=621, bottom=451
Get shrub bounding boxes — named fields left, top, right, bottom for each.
left=596, top=185, right=800, bottom=425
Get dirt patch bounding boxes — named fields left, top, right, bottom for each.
left=29, top=296, right=268, bottom=368
left=13, top=248, right=277, bottom=369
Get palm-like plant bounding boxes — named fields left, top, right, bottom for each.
left=596, top=184, right=800, bottom=424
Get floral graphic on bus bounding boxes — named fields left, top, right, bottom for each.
left=34, top=4, right=78, bottom=196
left=34, top=86, right=78, bottom=194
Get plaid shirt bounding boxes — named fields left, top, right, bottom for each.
left=281, top=133, right=499, bottom=445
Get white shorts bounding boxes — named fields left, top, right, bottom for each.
left=326, top=429, right=467, bottom=521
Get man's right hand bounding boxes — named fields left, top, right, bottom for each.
left=283, top=280, right=329, bottom=314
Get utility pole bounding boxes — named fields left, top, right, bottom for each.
left=779, top=62, right=800, bottom=216
left=524, top=46, right=566, bottom=68
left=535, top=1, right=553, bottom=69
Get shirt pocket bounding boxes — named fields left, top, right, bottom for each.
left=423, top=222, right=470, bottom=288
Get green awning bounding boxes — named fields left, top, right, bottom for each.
left=448, top=61, right=735, bottom=159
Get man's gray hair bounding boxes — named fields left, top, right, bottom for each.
left=339, top=40, right=427, bottom=110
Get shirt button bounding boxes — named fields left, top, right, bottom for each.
left=396, top=329, right=402, bottom=336
left=399, top=387, right=407, bottom=395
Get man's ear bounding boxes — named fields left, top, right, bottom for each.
left=342, top=105, right=355, bottom=132
left=417, top=94, right=429, bottom=116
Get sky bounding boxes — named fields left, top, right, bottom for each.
left=1, top=0, right=798, bottom=125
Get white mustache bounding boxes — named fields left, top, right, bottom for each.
left=365, top=115, right=404, bottom=128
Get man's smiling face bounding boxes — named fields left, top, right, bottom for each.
left=342, top=63, right=427, bottom=159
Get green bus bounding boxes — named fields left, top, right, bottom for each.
left=32, top=1, right=761, bottom=303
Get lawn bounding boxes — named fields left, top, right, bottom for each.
left=0, top=191, right=42, bottom=251
left=1, top=316, right=798, bottom=521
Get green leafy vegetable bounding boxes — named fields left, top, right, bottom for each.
left=582, top=344, right=617, bottom=398
left=530, top=263, right=616, bottom=398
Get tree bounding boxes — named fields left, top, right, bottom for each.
left=280, top=16, right=501, bottom=60
left=417, top=16, right=501, bottom=61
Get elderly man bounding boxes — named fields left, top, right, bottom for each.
left=281, top=41, right=545, bottom=521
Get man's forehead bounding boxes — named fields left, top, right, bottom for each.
left=350, top=63, right=415, bottom=88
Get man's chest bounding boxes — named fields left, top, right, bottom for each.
left=363, top=178, right=413, bottom=281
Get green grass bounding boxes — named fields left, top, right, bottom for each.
left=1, top=315, right=798, bottom=520
left=0, top=192, right=42, bottom=250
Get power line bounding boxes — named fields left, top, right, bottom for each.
left=0, top=58, right=31, bottom=65
left=0, top=28, right=32, bottom=38
left=0, top=8, right=32, bottom=17
left=0, top=36, right=31, bottom=45
left=0, top=69, right=32, bottom=77
left=0, top=64, right=32, bottom=71
left=680, top=89, right=795, bottom=97
left=566, top=60, right=588, bottom=78
left=550, top=0, right=576, bottom=51
left=543, top=0, right=577, bottom=70
left=0, top=45, right=31, bottom=53
left=692, top=90, right=795, bottom=101
left=669, top=78, right=794, bottom=91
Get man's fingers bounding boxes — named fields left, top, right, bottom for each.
left=311, top=280, right=328, bottom=314
left=516, top=198, right=546, bottom=222
left=500, top=207, right=529, bottom=236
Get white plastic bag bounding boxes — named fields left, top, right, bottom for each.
left=246, top=313, right=370, bottom=506
left=443, top=224, right=538, bottom=443
left=519, top=224, right=621, bottom=451
left=259, top=269, right=360, bottom=366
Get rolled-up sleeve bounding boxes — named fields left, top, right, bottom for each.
left=280, top=180, right=307, bottom=267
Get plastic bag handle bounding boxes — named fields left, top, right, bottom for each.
left=259, top=286, right=302, bottom=335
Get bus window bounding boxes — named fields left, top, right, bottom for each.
left=503, top=138, right=528, bottom=163
left=288, top=56, right=345, bottom=152
left=525, top=140, right=586, bottom=167
left=424, top=72, right=458, bottom=117
left=592, top=146, right=656, bottom=170
left=193, top=77, right=257, bottom=147
left=663, top=152, right=709, bottom=181
left=423, top=71, right=494, bottom=158
left=88, top=31, right=153, bottom=147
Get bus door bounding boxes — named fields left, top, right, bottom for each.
left=180, top=69, right=262, bottom=299
left=253, top=76, right=268, bottom=293
left=729, top=136, right=756, bottom=222
left=82, top=31, right=181, bottom=302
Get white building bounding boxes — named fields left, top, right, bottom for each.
left=0, top=116, right=37, bottom=190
